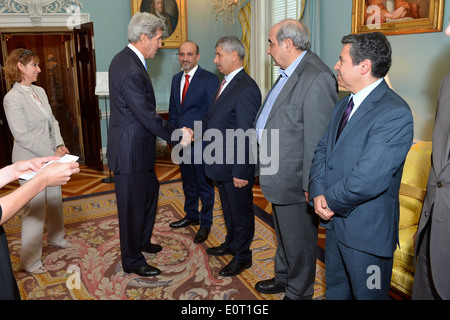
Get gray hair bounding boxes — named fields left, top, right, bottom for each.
left=215, top=35, right=246, bottom=61
left=276, top=19, right=311, bottom=51
left=128, top=12, right=164, bottom=43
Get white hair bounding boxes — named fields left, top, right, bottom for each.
left=128, top=12, right=164, bottom=43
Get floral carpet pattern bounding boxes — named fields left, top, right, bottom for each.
left=4, top=181, right=325, bottom=300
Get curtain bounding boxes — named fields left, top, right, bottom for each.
left=301, top=0, right=321, bottom=56
left=239, top=0, right=252, bottom=73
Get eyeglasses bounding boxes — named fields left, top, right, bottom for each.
left=18, top=50, right=32, bottom=63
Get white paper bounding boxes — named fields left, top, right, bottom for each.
left=95, top=72, right=109, bottom=95
left=19, top=154, right=80, bottom=181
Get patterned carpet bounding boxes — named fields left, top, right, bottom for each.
left=4, top=180, right=325, bottom=300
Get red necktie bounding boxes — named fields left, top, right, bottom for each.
left=181, top=74, right=190, bottom=106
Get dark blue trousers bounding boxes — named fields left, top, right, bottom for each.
left=215, top=177, right=255, bottom=262
left=179, top=161, right=214, bottom=228
left=325, top=228, right=393, bottom=300
left=114, top=170, right=159, bottom=271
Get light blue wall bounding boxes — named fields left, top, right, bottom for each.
left=319, top=0, right=450, bottom=141
left=7, top=0, right=441, bottom=148
left=81, top=0, right=241, bottom=149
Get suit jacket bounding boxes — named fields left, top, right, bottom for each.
left=107, top=46, right=176, bottom=174
left=203, top=69, right=261, bottom=182
left=3, top=82, right=64, bottom=162
left=168, top=66, right=219, bottom=129
left=415, top=73, right=450, bottom=298
left=255, top=51, right=338, bottom=205
left=309, top=80, right=414, bottom=257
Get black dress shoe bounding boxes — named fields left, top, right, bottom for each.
left=206, top=246, right=234, bottom=256
left=194, top=228, right=210, bottom=243
left=255, top=278, right=286, bottom=294
left=125, top=264, right=161, bottom=277
left=142, top=243, right=162, bottom=254
left=170, top=217, right=199, bottom=228
left=219, top=259, right=252, bottom=277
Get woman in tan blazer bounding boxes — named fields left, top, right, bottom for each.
left=3, top=48, right=71, bottom=274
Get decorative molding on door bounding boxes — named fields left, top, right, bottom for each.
left=0, top=0, right=89, bottom=28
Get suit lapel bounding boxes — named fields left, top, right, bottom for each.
left=436, top=109, right=450, bottom=171
left=333, top=97, right=374, bottom=151
left=124, top=46, right=149, bottom=77
left=177, top=67, right=203, bottom=114
left=209, top=69, right=244, bottom=118
left=263, top=51, right=311, bottom=126
left=255, top=75, right=281, bottom=122
left=13, top=83, right=45, bottom=116
left=182, top=66, right=201, bottom=109
left=332, top=80, right=388, bottom=153
left=174, top=72, right=183, bottom=112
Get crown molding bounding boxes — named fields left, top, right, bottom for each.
left=0, top=12, right=89, bottom=28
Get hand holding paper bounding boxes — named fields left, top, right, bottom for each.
left=19, top=154, right=79, bottom=181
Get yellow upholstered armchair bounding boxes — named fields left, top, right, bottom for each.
left=390, top=140, right=432, bottom=297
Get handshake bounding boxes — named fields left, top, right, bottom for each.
left=179, top=127, right=194, bottom=147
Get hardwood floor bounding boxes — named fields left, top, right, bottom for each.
left=0, top=156, right=270, bottom=208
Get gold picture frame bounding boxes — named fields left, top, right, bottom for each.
left=352, top=0, right=445, bottom=35
left=131, top=0, right=188, bottom=48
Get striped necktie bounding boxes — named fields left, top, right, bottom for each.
left=215, top=79, right=227, bottom=102
left=336, top=97, right=354, bottom=141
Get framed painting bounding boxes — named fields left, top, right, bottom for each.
left=130, top=0, right=188, bottom=48
left=352, top=0, right=445, bottom=35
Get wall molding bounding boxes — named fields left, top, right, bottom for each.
left=0, top=12, right=89, bottom=28
left=0, top=0, right=88, bottom=28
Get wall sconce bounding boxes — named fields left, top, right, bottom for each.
left=213, top=0, right=239, bottom=25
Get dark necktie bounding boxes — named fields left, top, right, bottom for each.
left=336, top=97, right=354, bottom=141
left=215, top=79, right=227, bottom=102
left=181, top=74, right=190, bottom=106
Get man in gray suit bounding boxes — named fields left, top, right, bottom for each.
left=412, top=21, right=450, bottom=300
left=254, top=19, right=338, bottom=300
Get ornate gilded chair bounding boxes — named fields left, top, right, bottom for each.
left=390, top=141, right=432, bottom=297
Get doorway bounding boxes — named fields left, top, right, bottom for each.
left=0, top=23, right=103, bottom=171
left=4, top=32, right=82, bottom=157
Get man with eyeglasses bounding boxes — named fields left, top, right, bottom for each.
left=168, top=41, right=219, bottom=244
left=412, top=19, right=450, bottom=300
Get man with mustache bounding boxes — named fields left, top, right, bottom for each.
left=203, top=36, right=261, bottom=277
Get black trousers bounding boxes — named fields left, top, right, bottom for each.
left=0, top=226, right=20, bottom=300
left=215, top=177, right=255, bottom=262
left=114, top=170, right=159, bottom=271
left=179, top=161, right=215, bottom=229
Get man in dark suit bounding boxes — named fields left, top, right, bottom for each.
left=309, top=32, right=414, bottom=299
left=107, top=12, right=190, bottom=277
left=203, top=36, right=261, bottom=277
left=168, top=41, right=219, bottom=243
left=412, top=22, right=450, bottom=300
left=254, top=19, right=337, bottom=300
